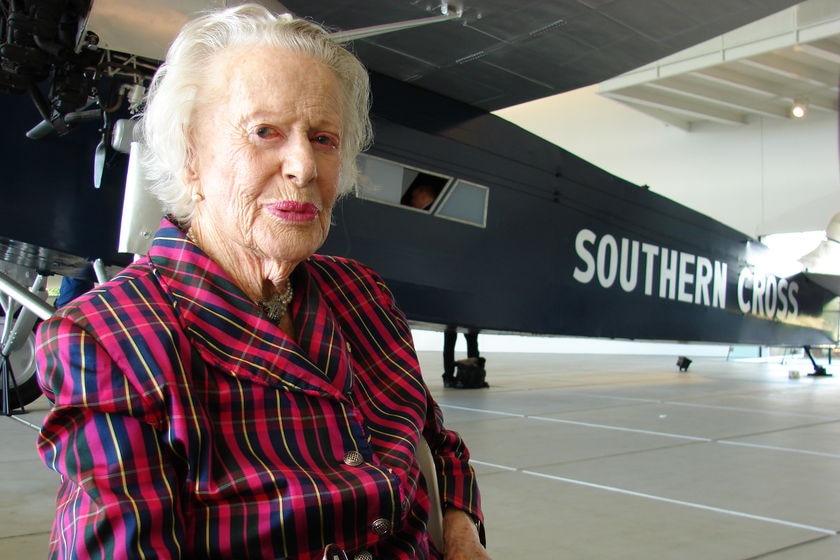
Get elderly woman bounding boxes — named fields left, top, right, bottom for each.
left=35, top=5, right=490, bottom=560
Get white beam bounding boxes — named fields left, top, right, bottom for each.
left=649, top=75, right=787, bottom=119
left=601, top=87, right=746, bottom=126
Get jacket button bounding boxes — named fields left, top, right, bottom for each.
left=322, top=544, right=348, bottom=560
left=370, top=518, right=391, bottom=535
left=343, top=450, right=364, bottom=467
left=353, top=552, right=373, bottom=560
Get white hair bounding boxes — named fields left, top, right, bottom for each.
left=138, top=3, right=373, bottom=224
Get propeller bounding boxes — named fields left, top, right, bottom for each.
left=93, top=137, right=106, bottom=189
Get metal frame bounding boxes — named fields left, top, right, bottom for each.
left=0, top=271, right=54, bottom=415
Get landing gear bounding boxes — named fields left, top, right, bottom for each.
left=0, top=311, right=40, bottom=414
left=0, top=271, right=52, bottom=414
left=803, top=345, right=832, bottom=377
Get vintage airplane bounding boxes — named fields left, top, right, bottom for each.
left=0, top=0, right=836, bottom=410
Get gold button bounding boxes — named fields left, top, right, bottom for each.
left=343, top=450, right=364, bottom=467
left=370, top=518, right=391, bottom=535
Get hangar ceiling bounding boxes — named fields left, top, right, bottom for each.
left=597, top=0, right=840, bottom=130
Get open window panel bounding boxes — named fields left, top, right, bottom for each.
left=356, top=154, right=450, bottom=212
left=355, top=154, right=489, bottom=228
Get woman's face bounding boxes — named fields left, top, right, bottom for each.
left=187, top=45, right=344, bottom=265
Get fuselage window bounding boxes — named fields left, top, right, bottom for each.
left=434, top=180, right=489, bottom=228
left=355, top=154, right=488, bottom=228
left=356, top=154, right=450, bottom=212
left=401, top=174, right=448, bottom=211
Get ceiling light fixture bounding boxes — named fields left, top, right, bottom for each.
left=790, top=98, right=809, bottom=118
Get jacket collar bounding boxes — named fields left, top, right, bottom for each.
left=146, top=218, right=352, bottom=399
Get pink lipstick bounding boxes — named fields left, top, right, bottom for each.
left=268, top=201, right=320, bottom=222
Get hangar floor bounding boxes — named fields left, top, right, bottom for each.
left=2, top=351, right=839, bottom=559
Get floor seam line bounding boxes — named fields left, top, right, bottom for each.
left=520, top=469, right=838, bottom=536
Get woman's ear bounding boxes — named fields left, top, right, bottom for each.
left=184, top=133, right=200, bottom=186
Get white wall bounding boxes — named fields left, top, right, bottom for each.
left=495, top=85, right=840, bottom=239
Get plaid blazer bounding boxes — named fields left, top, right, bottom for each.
left=37, top=218, right=481, bottom=560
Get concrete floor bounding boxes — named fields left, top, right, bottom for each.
left=2, top=351, right=839, bottom=558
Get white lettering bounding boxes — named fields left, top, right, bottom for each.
left=788, top=281, right=799, bottom=317
left=695, top=257, right=712, bottom=306
left=570, top=229, right=800, bottom=320
left=737, top=269, right=799, bottom=320
left=713, top=262, right=727, bottom=309
left=641, top=243, right=659, bottom=296
left=597, top=234, right=618, bottom=288
left=659, top=248, right=677, bottom=300
left=738, top=268, right=751, bottom=313
left=777, top=278, right=789, bottom=320
left=753, top=274, right=766, bottom=316
left=619, top=238, right=639, bottom=292
left=764, top=276, right=778, bottom=319
left=573, top=229, right=596, bottom=284
left=678, top=252, right=696, bottom=304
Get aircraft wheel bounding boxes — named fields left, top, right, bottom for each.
left=0, top=314, right=43, bottom=409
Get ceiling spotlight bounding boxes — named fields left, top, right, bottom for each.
left=790, top=98, right=809, bottom=118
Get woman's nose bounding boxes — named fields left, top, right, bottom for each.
left=283, top=134, right=317, bottom=187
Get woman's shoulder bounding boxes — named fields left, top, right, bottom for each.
left=305, top=254, right=398, bottom=313
left=307, top=254, right=381, bottom=282
left=51, top=259, right=168, bottom=325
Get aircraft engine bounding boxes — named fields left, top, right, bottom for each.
left=0, top=0, right=157, bottom=138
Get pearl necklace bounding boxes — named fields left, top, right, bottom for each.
left=186, top=227, right=294, bottom=321
left=258, top=281, right=294, bottom=321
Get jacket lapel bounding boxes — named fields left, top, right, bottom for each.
left=147, top=220, right=351, bottom=400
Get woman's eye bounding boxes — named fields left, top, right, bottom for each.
left=313, top=134, right=338, bottom=149
left=254, top=126, right=279, bottom=139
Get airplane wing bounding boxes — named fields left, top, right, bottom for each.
left=804, top=273, right=840, bottom=297
left=281, top=0, right=803, bottom=111
left=77, top=0, right=803, bottom=112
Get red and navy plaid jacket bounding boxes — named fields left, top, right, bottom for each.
left=36, top=218, right=481, bottom=560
